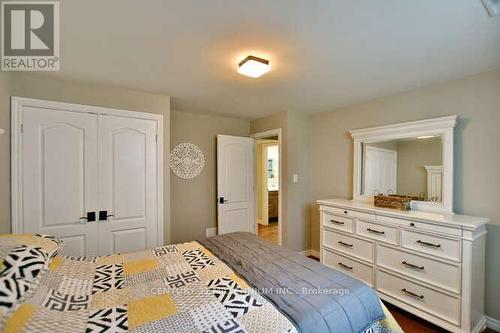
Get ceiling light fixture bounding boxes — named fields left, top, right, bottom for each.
left=237, top=55, right=270, bottom=78
left=482, top=0, right=500, bottom=17
left=417, top=135, right=436, bottom=139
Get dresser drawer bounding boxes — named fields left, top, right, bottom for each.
left=401, top=230, right=461, bottom=262
left=322, top=249, right=374, bottom=287
left=322, top=213, right=353, bottom=233
left=378, top=215, right=462, bottom=237
left=377, top=270, right=460, bottom=325
left=323, top=229, right=374, bottom=262
left=329, top=208, right=376, bottom=222
left=356, top=220, right=398, bottom=245
left=376, top=245, right=461, bottom=293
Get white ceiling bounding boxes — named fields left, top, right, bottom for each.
left=48, top=0, right=500, bottom=119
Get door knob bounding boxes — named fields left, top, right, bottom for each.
left=99, top=211, right=114, bottom=221
left=80, top=212, right=96, bottom=223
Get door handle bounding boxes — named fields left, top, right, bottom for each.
left=99, top=211, right=114, bottom=221
left=219, top=197, right=229, bottom=204
left=80, top=212, right=96, bottom=223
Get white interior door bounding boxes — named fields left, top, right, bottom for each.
left=217, top=135, right=255, bottom=235
left=98, top=115, right=158, bottom=255
left=21, top=107, right=99, bottom=256
left=364, top=146, right=397, bottom=195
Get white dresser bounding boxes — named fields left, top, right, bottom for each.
left=318, top=199, right=488, bottom=333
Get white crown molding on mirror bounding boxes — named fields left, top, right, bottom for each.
left=350, top=115, right=457, bottom=214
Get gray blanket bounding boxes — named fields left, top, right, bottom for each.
left=199, top=232, right=385, bottom=333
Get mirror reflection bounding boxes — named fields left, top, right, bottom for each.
left=361, top=136, right=442, bottom=202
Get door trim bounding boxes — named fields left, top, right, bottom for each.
left=11, top=96, right=164, bottom=246
left=251, top=128, right=282, bottom=246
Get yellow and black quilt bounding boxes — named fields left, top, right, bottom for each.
left=0, top=235, right=296, bottom=332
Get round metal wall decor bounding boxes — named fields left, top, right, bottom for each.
left=170, top=143, right=205, bottom=179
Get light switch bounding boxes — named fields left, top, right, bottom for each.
left=292, top=174, right=299, bottom=183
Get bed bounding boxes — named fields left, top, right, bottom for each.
left=0, top=233, right=402, bottom=333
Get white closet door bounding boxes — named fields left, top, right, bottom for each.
left=364, top=146, right=397, bottom=195
left=21, top=107, right=99, bottom=256
left=98, top=115, right=158, bottom=255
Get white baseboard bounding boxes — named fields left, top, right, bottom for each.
left=473, top=316, right=488, bottom=333
left=206, top=227, right=217, bottom=237
left=487, top=316, right=500, bottom=331
left=310, top=249, right=320, bottom=258
left=257, top=219, right=268, bottom=226
left=298, top=249, right=320, bottom=258
left=298, top=249, right=311, bottom=256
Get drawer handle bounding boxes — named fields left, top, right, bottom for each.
left=402, top=261, right=424, bottom=270
left=337, top=262, right=353, bottom=270
left=338, top=241, right=353, bottom=248
left=344, top=210, right=348, bottom=214
left=401, top=288, right=424, bottom=300
left=417, top=240, right=441, bottom=248
left=330, top=220, right=345, bottom=225
left=366, top=228, right=385, bottom=235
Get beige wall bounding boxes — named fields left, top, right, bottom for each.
left=396, top=138, right=442, bottom=197
left=170, top=110, right=250, bottom=243
left=0, top=73, right=171, bottom=242
left=310, top=69, right=500, bottom=320
left=251, top=111, right=311, bottom=251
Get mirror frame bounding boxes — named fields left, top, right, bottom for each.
left=350, top=116, right=457, bottom=214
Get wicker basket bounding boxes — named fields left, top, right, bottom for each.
left=374, top=194, right=415, bottom=210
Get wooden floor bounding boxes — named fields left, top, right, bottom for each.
left=258, top=222, right=278, bottom=244
left=306, top=256, right=497, bottom=333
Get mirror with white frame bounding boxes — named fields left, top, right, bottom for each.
left=361, top=137, right=442, bottom=202
left=350, top=116, right=457, bottom=213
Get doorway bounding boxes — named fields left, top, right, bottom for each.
left=252, top=129, right=282, bottom=245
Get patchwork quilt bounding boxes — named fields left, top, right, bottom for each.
left=0, top=237, right=297, bottom=332
left=0, top=234, right=401, bottom=333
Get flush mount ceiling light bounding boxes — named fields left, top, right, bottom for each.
left=237, top=55, right=270, bottom=78
left=482, top=0, right=500, bottom=16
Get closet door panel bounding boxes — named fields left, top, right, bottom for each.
left=112, top=128, right=146, bottom=220
left=21, top=106, right=99, bottom=256
left=98, top=115, right=158, bottom=255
